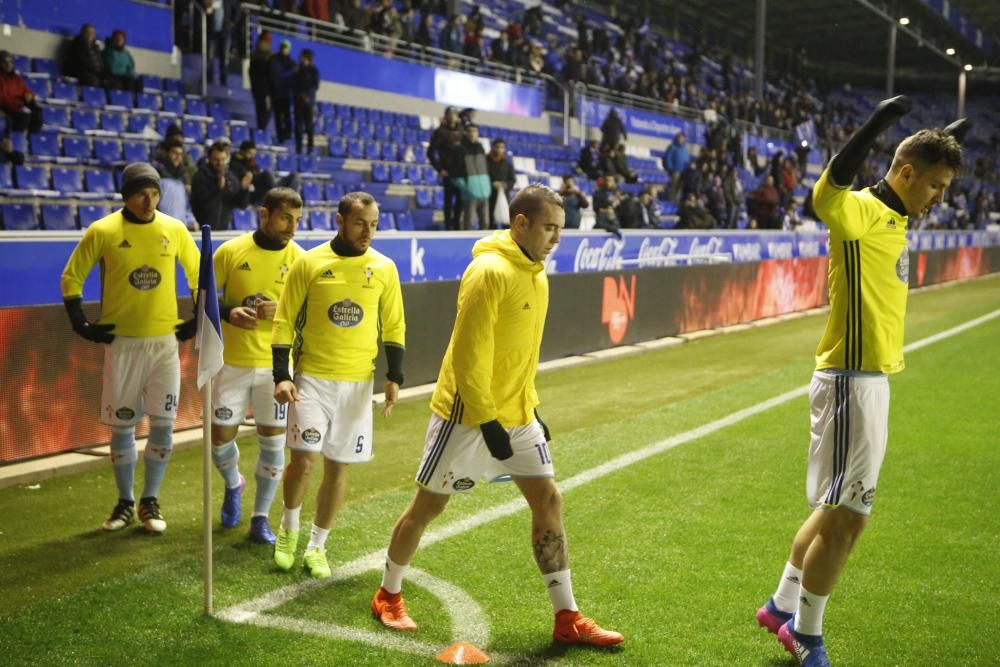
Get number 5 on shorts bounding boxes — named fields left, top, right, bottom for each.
left=355, top=435, right=365, bottom=453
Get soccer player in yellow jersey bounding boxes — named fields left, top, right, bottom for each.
left=61, top=163, right=200, bottom=534
left=370, top=184, right=623, bottom=647
left=754, top=98, right=966, bottom=667
left=210, top=188, right=304, bottom=544
left=271, top=192, right=406, bottom=578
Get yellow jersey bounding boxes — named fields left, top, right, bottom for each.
left=215, top=231, right=304, bottom=368
left=271, top=240, right=405, bottom=381
left=60, top=210, right=200, bottom=338
left=812, top=167, right=910, bottom=374
left=431, top=230, right=548, bottom=428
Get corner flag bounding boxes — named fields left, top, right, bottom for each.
left=196, top=225, right=224, bottom=389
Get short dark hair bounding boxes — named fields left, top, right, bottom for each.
left=239, top=140, right=256, bottom=152
left=509, top=183, right=563, bottom=222
left=165, top=139, right=184, bottom=152
left=891, top=129, right=963, bottom=174
left=262, top=187, right=303, bottom=213
left=338, top=191, right=376, bottom=217
left=491, top=137, right=505, bottom=146
left=301, top=48, right=314, bottom=59
left=209, top=140, right=230, bottom=155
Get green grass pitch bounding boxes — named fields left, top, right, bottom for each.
left=1, top=275, right=998, bottom=665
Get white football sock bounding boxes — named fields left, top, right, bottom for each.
left=542, top=569, right=579, bottom=613
left=381, top=556, right=408, bottom=595
left=795, top=587, right=829, bottom=636
left=281, top=504, right=301, bottom=531
left=773, top=561, right=803, bottom=613
left=307, top=523, right=330, bottom=550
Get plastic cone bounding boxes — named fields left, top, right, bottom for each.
left=436, top=641, right=490, bottom=664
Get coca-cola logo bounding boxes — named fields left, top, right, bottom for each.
left=601, top=275, right=636, bottom=344
left=328, top=299, right=364, bottom=327
left=573, top=237, right=624, bottom=272
left=128, top=265, right=162, bottom=290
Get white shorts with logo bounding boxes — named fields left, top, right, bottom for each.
left=806, top=370, right=890, bottom=516
left=415, top=413, right=554, bottom=495
left=101, top=334, right=180, bottom=427
left=285, top=374, right=373, bottom=463
left=211, top=364, right=287, bottom=428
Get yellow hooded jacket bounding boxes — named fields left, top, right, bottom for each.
left=430, top=230, right=548, bottom=428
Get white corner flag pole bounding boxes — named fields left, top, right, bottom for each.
left=203, top=374, right=213, bottom=616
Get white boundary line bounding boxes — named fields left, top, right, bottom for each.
left=217, top=307, right=1000, bottom=656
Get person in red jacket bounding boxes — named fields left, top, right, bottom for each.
left=0, top=51, right=42, bottom=136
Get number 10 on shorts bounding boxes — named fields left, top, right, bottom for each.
left=534, top=442, right=551, bottom=464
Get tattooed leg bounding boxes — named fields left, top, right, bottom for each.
left=515, top=477, right=568, bottom=574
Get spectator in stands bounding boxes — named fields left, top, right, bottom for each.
left=599, top=109, right=626, bottom=151
left=102, top=30, right=139, bottom=92
left=593, top=175, right=621, bottom=232
left=66, top=23, right=105, bottom=87
left=428, top=107, right=464, bottom=230
left=302, top=0, right=329, bottom=22
left=457, top=124, right=491, bottom=230
left=678, top=159, right=702, bottom=201
left=154, top=125, right=197, bottom=188
left=458, top=107, right=476, bottom=129
left=748, top=175, right=781, bottom=230
left=490, top=30, right=513, bottom=66
left=249, top=31, right=273, bottom=131
left=270, top=40, right=296, bottom=144
left=781, top=201, right=802, bottom=231
left=723, top=164, right=744, bottom=229
left=293, top=49, right=319, bottom=155
left=0, top=51, right=42, bottom=136
left=662, top=132, right=690, bottom=201
left=230, top=140, right=299, bottom=205
left=154, top=138, right=197, bottom=229
left=0, top=136, right=24, bottom=166
left=414, top=13, right=433, bottom=52
left=617, top=187, right=660, bottom=229
left=559, top=175, right=589, bottom=229
left=486, top=138, right=516, bottom=229
left=439, top=14, right=463, bottom=54
left=675, top=192, right=716, bottom=229
left=192, top=140, right=253, bottom=230
left=203, top=0, right=228, bottom=84
left=705, top=175, right=727, bottom=226
left=601, top=144, right=638, bottom=184
left=577, top=139, right=601, bottom=180
left=343, top=0, right=366, bottom=32
left=562, top=46, right=584, bottom=84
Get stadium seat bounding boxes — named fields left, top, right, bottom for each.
left=136, top=92, right=160, bottom=112
left=128, top=113, right=152, bottom=134
left=186, top=98, right=208, bottom=117
left=206, top=122, right=227, bottom=141
left=341, top=120, right=358, bottom=139
left=433, top=188, right=445, bottom=209
left=30, top=132, right=60, bottom=158
left=32, top=58, right=60, bottom=78
left=371, top=163, right=390, bottom=183
left=0, top=164, right=11, bottom=189
left=164, top=79, right=186, bottom=94
left=62, top=135, right=90, bottom=160
left=140, top=74, right=162, bottom=91
left=108, top=89, right=133, bottom=108
left=365, top=140, right=379, bottom=159
left=122, top=141, right=149, bottom=164
left=93, top=139, right=122, bottom=166
left=346, top=139, right=364, bottom=159
left=183, top=119, right=206, bottom=143
left=41, top=203, right=76, bottom=230
left=298, top=155, right=318, bottom=173
left=155, top=117, right=178, bottom=137
left=14, top=165, right=48, bottom=190
left=84, top=169, right=115, bottom=194
left=81, top=86, right=106, bottom=108
left=308, top=209, right=330, bottom=230
left=276, top=154, right=295, bottom=172
left=101, top=112, right=126, bottom=134
left=405, top=164, right=422, bottom=183
left=50, top=79, right=78, bottom=102
left=411, top=209, right=435, bottom=231
left=394, top=211, right=413, bottom=231
left=253, top=128, right=271, bottom=146
left=42, top=106, right=70, bottom=128
left=390, top=164, right=405, bottom=183
left=255, top=152, right=275, bottom=171
left=324, top=183, right=343, bottom=202
left=78, top=203, right=110, bottom=226
left=71, top=110, right=99, bottom=132
left=230, top=124, right=250, bottom=145
left=232, top=208, right=256, bottom=231
left=328, top=137, right=346, bottom=158
left=161, top=93, right=183, bottom=115
left=302, top=181, right=323, bottom=203
left=415, top=188, right=433, bottom=208
left=1, top=203, right=39, bottom=230
left=380, top=196, right=409, bottom=213
left=209, top=102, right=229, bottom=120
left=380, top=212, right=396, bottom=230
left=381, top=143, right=398, bottom=161
left=51, top=167, right=84, bottom=194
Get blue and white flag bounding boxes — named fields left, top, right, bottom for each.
left=196, top=225, right=224, bottom=389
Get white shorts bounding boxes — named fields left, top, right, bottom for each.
left=286, top=374, right=373, bottom=463
left=806, top=371, right=890, bottom=516
left=211, top=364, right=287, bottom=428
left=101, top=334, right=180, bottom=427
left=415, top=413, right=554, bottom=495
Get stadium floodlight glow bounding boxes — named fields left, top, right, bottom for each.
left=964, top=64, right=973, bottom=71
left=898, top=17, right=910, bottom=25
left=946, top=47, right=956, bottom=55
left=800, top=140, right=809, bottom=148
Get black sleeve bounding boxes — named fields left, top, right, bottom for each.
left=272, top=346, right=292, bottom=385
left=384, top=343, right=404, bottom=386
left=829, top=95, right=911, bottom=187
left=219, top=303, right=234, bottom=323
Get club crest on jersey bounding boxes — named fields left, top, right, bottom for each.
left=452, top=477, right=475, bottom=491
left=115, top=407, right=135, bottom=420
left=214, top=406, right=233, bottom=420
left=301, top=428, right=321, bottom=445
left=895, top=248, right=909, bottom=283
left=129, top=265, right=162, bottom=290
left=363, top=266, right=374, bottom=287
left=862, top=487, right=876, bottom=507
left=328, top=298, right=363, bottom=327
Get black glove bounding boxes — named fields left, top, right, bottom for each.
left=534, top=408, right=551, bottom=442
left=175, top=318, right=197, bottom=341
left=64, top=297, right=115, bottom=344
left=943, top=117, right=972, bottom=144
left=480, top=419, right=513, bottom=460
left=830, top=95, right=912, bottom=187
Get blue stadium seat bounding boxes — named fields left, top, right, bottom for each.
left=253, top=128, right=271, bottom=146
left=412, top=209, right=436, bottom=231
left=405, top=164, right=422, bottom=183
left=376, top=124, right=392, bottom=141
left=136, top=92, right=160, bottom=112
left=50, top=79, right=78, bottom=103
left=32, top=58, right=59, bottom=78
left=140, top=74, right=162, bottom=91
left=128, top=113, right=152, bottom=134
left=341, top=120, right=358, bottom=139
left=42, top=106, right=70, bottom=127
left=433, top=187, right=445, bottom=209
left=390, top=164, right=405, bottom=183
left=230, top=124, right=250, bottom=145
left=302, top=181, right=323, bottom=203
left=188, top=144, right=204, bottom=162
left=324, top=183, right=343, bottom=202
left=15, top=165, right=48, bottom=190
left=415, top=188, right=433, bottom=208
left=93, top=139, right=122, bottom=165
left=122, top=140, right=149, bottom=163
left=390, top=126, right=405, bottom=144
left=206, top=121, right=227, bottom=141
left=299, top=155, right=318, bottom=172
left=393, top=211, right=413, bottom=231
left=276, top=154, right=295, bottom=172
left=365, top=140, right=379, bottom=158
left=156, top=117, right=178, bottom=137
left=108, top=88, right=133, bottom=108
left=52, top=167, right=84, bottom=193
left=84, top=169, right=115, bottom=194
left=62, top=135, right=90, bottom=160
left=380, top=212, right=396, bottom=230
left=186, top=98, right=208, bottom=117
left=380, top=196, right=409, bottom=213
left=78, top=204, right=110, bottom=226
left=381, top=142, right=398, bottom=161
left=164, top=79, right=186, bottom=94
left=371, top=163, right=390, bottom=183
left=41, top=203, right=76, bottom=230
left=1, top=203, right=39, bottom=230
left=328, top=137, right=346, bottom=158
left=346, top=139, right=364, bottom=159
left=0, top=164, right=11, bottom=189
left=308, top=209, right=330, bottom=230
left=30, top=132, right=60, bottom=158
left=162, top=93, right=183, bottom=115
left=232, top=208, right=256, bottom=231
left=354, top=107, right=368, bottom=123
left=210, top=102, right=229, bottom=120
left=81, top=86, right=106, bottom=108
left=101, top=111, right=127, bottom=134
left=71, top=109, right=99, bottom=132
left=182, top=119, right=205, bottom=143
left=255, top=152, right=275, bottom=171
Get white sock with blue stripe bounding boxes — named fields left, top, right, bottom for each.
left=109, top=426, right=137, bottom=501
left=253, top=434, right=285, bottom=516
left=141, top=417, right=174, bottom=499
left=211, top=440, right=242, bottom=489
